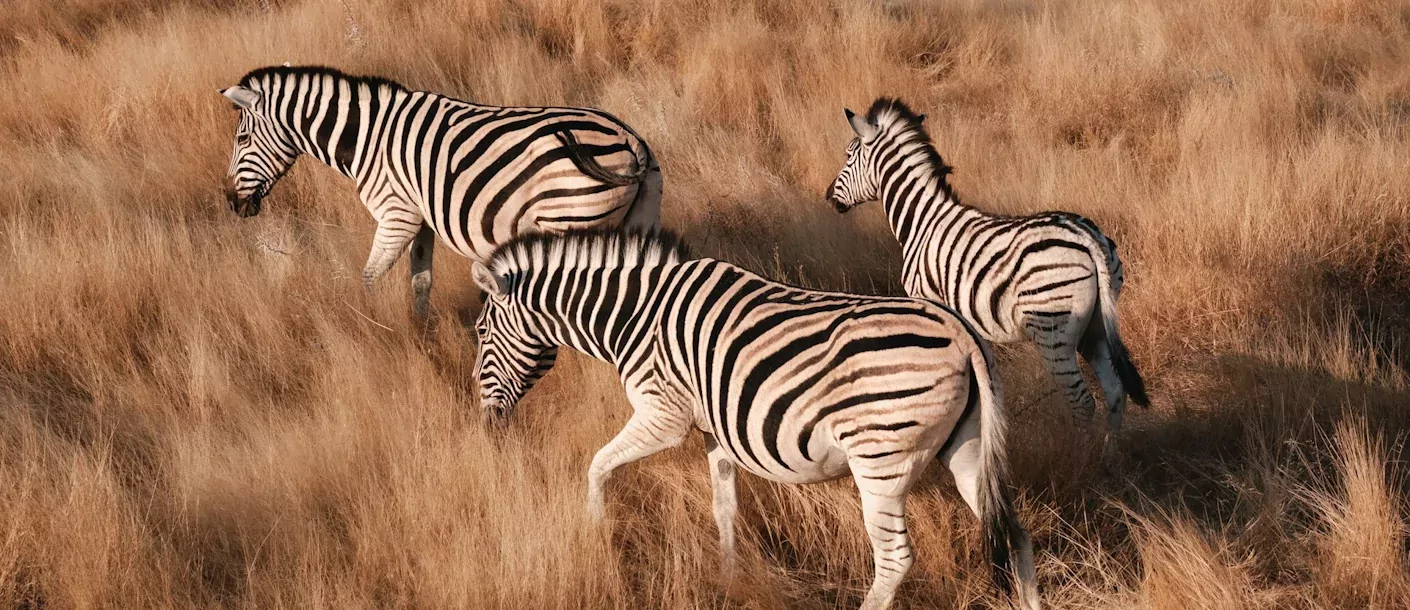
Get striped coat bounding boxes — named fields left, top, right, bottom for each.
left=471, top=229, right=1041, bottom=610
left=219, top=65, right=662, bottom=318
left=827, top=98, right=1147, bottom=434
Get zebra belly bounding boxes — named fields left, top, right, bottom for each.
left=726, top=447, right=852, bottom=485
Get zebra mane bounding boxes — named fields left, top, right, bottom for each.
left=238, top=65, right=408, bottom=94
left=865, top=98, right=955, bottom=186
left=487, top=228, right=692, bottom=279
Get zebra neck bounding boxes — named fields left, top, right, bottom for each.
left=282, top=83, right=407, bottom=182
left=534, top=266, right=664, bottom=366
left=880, top=170, right=958, bottom=246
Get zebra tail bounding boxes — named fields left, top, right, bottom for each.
left=555, top=130, right=650, bottom=187
left=971, top=346, right=1043, bottom=609
left=1076, top=228, right=1150, bottom=408
left=972, top=346, right=1015, bottom=595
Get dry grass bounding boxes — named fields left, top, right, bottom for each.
left=2, top=0, right=1409, bottom=607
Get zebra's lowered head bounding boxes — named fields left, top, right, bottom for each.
left=219, top=79, right=300, bottom=217
left=825, top=97, right=950, bottom=214
left=470, top=228, right=688, bottom=423
left=471, top=260, right=558, bottom=424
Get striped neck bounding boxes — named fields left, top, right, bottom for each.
left=878, top=145, right=959, bottom=247
left=523, top=265, right=666, bottom=365
left=487, top=230, right=692, bottom=370
left=258, top=72, right=407, bottom=182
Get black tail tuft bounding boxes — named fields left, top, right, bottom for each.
left=555, top=130, right=645, bottom=187
left=1107, top=336, right=1149, bottom=408
left=984, top=508, right=1016, bottom=595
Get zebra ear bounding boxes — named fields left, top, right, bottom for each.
left=916, top=113, right=926, bottom=124
left=472, top=262, right=509, bottom=298
left=845, top=108, right=880, bottom=143
left=221, top=86, right=260, bottom=111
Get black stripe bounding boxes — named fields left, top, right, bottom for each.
left=1017, top=272, right=1092, bottom=297
left=836, top=419, right=922, bottom=442
left=856, top=450, right=902, bottom=459
left=762, top=329, right=952, bottom=468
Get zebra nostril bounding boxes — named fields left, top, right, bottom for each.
left=825, top=183, right=835, bottom=202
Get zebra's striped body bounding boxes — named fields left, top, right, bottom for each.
left=826, top=98, right=1147, bottom=433
left=219, top=65, right=661, bottom=318
left=471, top=229, right=1040, bottom=610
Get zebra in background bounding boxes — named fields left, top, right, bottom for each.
left=826, top=98, right=1147, bottom=436
left=219, top=65, right=662, bottom=318
left=471, top=228, right=1041, bottom=610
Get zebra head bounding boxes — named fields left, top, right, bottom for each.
left=826, top=101, right=932, bottom=213
left=825, top=108, right=885, bottom=213
left=220, top=84, right=300, bottom=218
left=471, top=262, right=558, bottom=425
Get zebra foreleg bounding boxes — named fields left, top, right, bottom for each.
left=361, top=221, right=418, bottom=290
left=703, top=432, right=739, bottom=578
left=585, top=403, right=692, bottom=523
left=408, top=224, right=435, bottom=320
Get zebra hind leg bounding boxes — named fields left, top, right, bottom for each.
left=585, top=403, right=692, bottom=523
left=852, top=456, right=932, bottom=610
left=703, top=432, right=739, bottom=579
left=1080, top=323, right=1127, bottom=444
left=408, top=224, right=435, bottom=320
left=941, top=416, right=1040, bottom=609
left=1026, top=313, right=1098, bottom=429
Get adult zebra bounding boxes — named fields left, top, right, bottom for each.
left=219, top=65, right=662, bottom=318
left=825, top=98, right=1147, bottom=435
left=471, top=228, right=1041, bottom=610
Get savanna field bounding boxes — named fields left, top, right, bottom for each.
left=3, top=0, right=1410, bottom=607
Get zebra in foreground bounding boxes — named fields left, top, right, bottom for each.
left=219, top=65, right=661, bottom=318
left=471, top=229, right=1041, bottom=610
left=826, top=98, right=1148, bottom=435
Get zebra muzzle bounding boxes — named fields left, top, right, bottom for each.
left=226, top=189, right=262, bottom=218
left=482, top=399, right=512, bottom=428
left=825, top=184, right=851, bottom=214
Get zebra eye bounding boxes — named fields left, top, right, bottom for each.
left=236, top=132, right=251, bottom=147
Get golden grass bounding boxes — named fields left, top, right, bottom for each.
left=1, top=0, right=1408, bottom=607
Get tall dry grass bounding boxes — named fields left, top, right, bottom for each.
left=1, top=0, right=1408, bottom=607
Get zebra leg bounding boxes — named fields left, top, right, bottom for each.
left=853, top=474, right=918, bottom=610
left=585, top=405, right=691, bottom=523
left=703, top=432, right=739, bottom=577
left=942, top=413, right=1040, bottom=610
left=408, top=224, right=435, bottom=320
left=939, top=400, right=984, bottom=514
left=1080, top=325, right=1127, bottom=439
left=362, top=221, right=418, bottom=289
left=1027, top=315, right=1097, bottom=428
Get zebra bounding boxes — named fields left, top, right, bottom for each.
left=218, top=65, right=662, bottom=318
left=825, top=98, right=1148, bottom=436
left=471, top=228, right=1041, bottom=610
